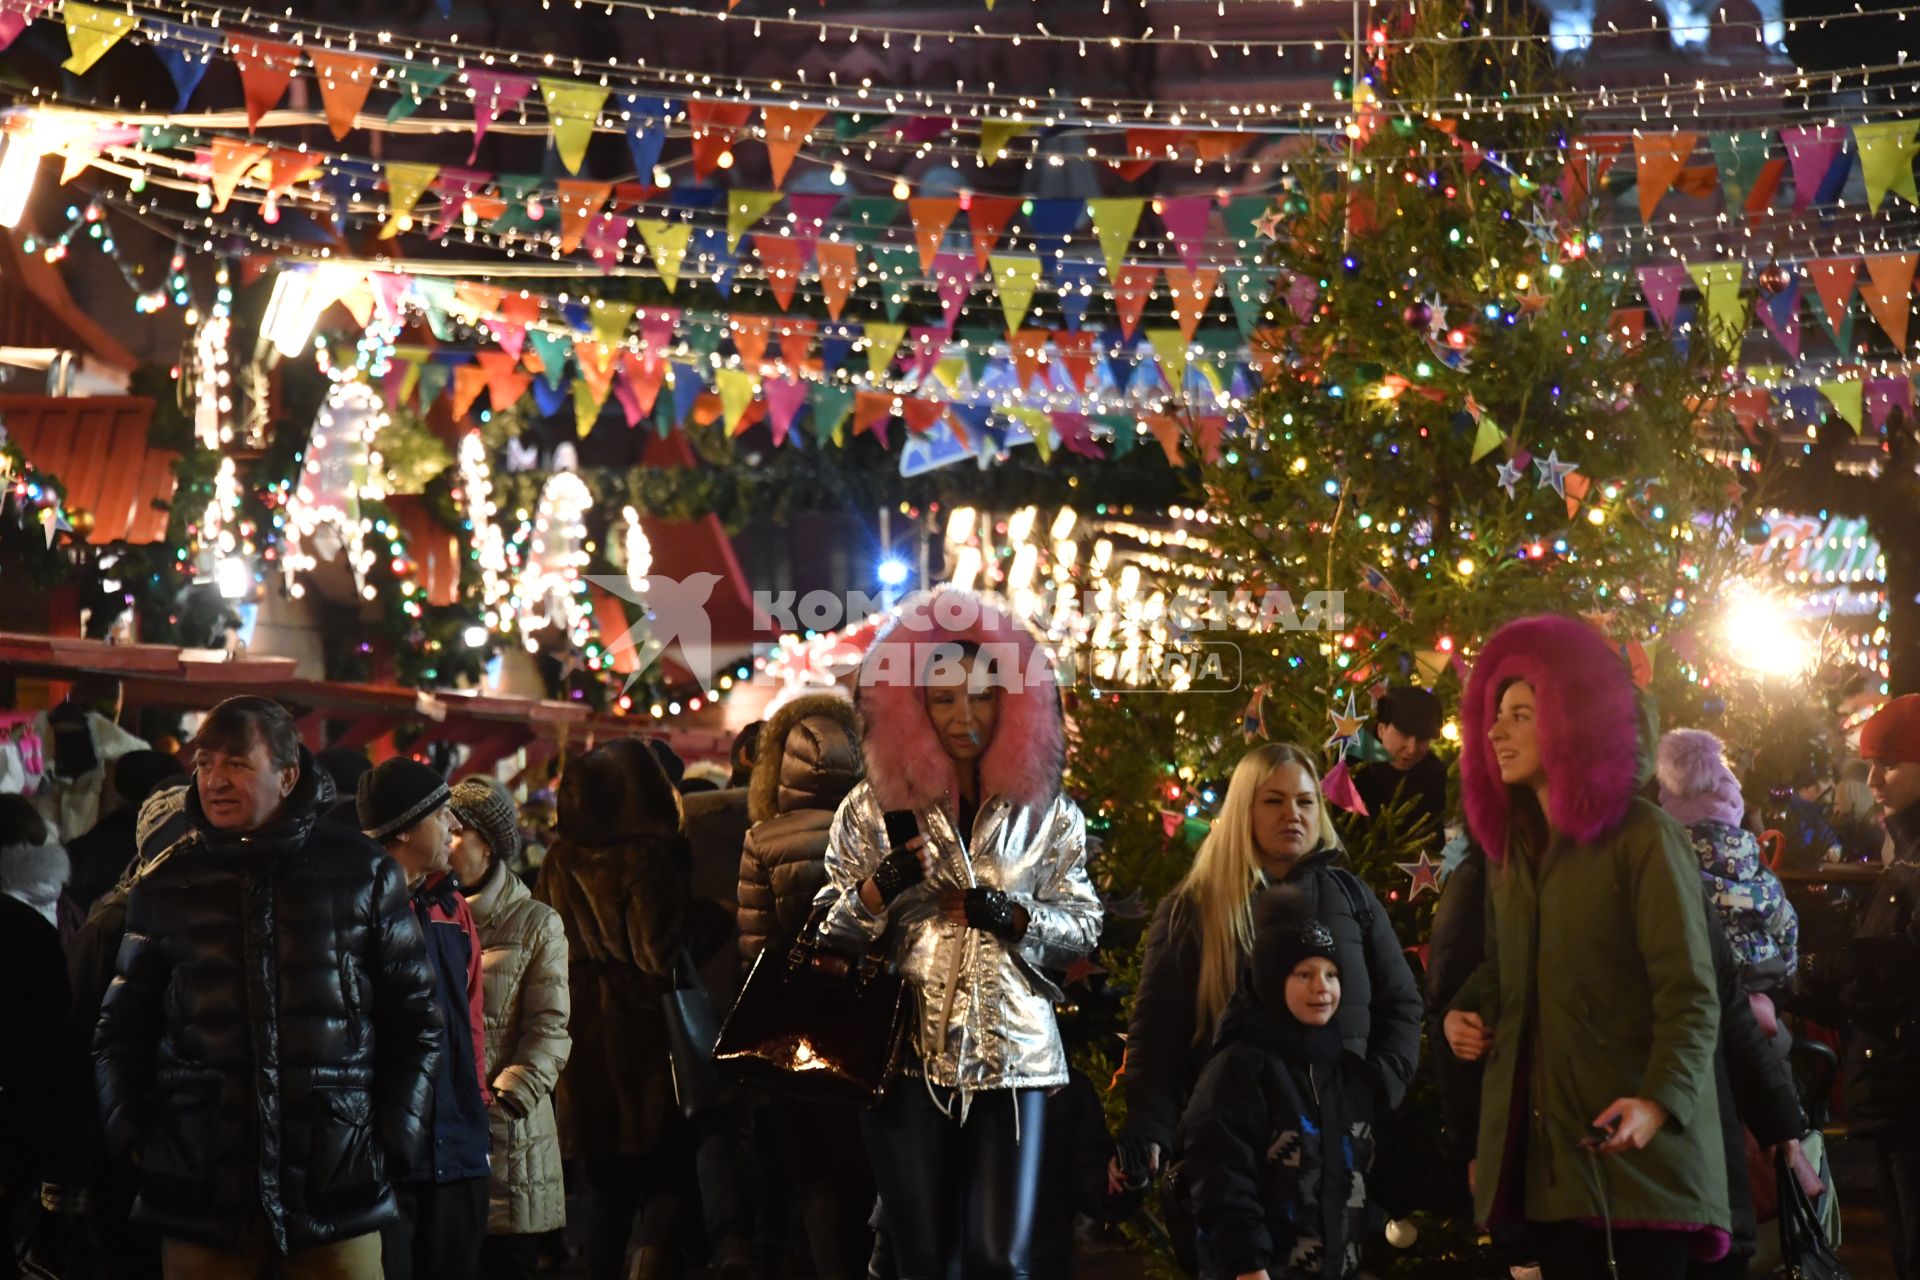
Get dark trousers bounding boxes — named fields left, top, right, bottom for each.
left=860, top=1084, right=1046, bottom=1280
left=1533, top=1221, right=1692, bottom=1280
left=381, top=1178, right=489, bottom=1280
left=1878, top=1135, right=1920, bottom=1280
left=479, top=1234, right=542, bottom=1280
left=1687, top=1251, right=1751, bottom=1280
left=779, top=1103, right=874, bottom=1280
left=583, top=1153, right=687, bottom=1280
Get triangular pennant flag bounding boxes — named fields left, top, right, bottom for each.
left=1759, top=280, right=1802, bottom=360
left=669, top=362, right=705, bottom=427
left=1010, top=329, right=1050, bottom=390
left=967, top=195, right=1021, bottom=269
left=611, top=365, right=645, bottom=428
left=908, top=197, right=961, bottom=271
left=624, top=115, right=667, bottom=181
left=417, top=360, right=451, bottom=412
left=1862, top=252, right=1918, bottom=351
left=207, top=137, right=269, bottom=213
left=573, top=378, right=603, bottom=438
left=1147, top=329, right=1189, bottom=391
left=1158, top=196, right=1213, bottom=272
left=932, top=253, right=977, bottom=333
left=227, top=38, right=300, bottom=131
left=311, top=50, right=376, bottom=140
left=451, top=365, right=490, bottom=421
left=728, top=313, right=771, bottom=370
left=264, top=147, right=317, bottom=201
left=903, top=398, right=948, bottom=438
left=818, top=241, right=858, bottom=321
left=637, top=220, right=692, bottom=291
left=760, top=105, right=826, bottom=187
left=753, top=234, right=806, bottom=310
left=379, top=161, right=439, bottom=238
left=590, top=300, right=637, bottom=348
left=1051, top=259, right=1100, bottom=331
left=62, top=3, right=136, bottom=76
left=778, top=320, right=816, bottom=374
left=1855, top=121, right=1920, bottom=213
left=555, top=179, right=612, bottom=254
left=1710, top=131, right=1771, bottom=216
left=622, top=350, right=666, bottom=416
left=1684, top=261, right=1744, bottom=344
left=1806, top=257, right=1859, bottom=336
left=468, top=71, right=536, bottom=163
left=1782, top=125, right=1847, bottom=213
left=1141, top=413, right=1183, bottom=466
left=686, top=99, right=754, bottom=180
left=1052, top=411, right=1104, bottom=460
left=810, top=384, right=854, bottom=445
left=0, top=0, right=53, bottom=56
left=1163, top=267, right=1219, bottom=343
left=573, top=340, right=617, bottom=404
left=978, top=119, right=1034, bottom=162
left=387, top=64, right=453, bottom=125
left=1086, top=198, right=1145, bottom=275
left=1639, top=262, right=1688, bottom=329
left=1056, top=329, right=1096, bottom=391
left=1820, top=379, right=1864, bottom=433
left=538, top=78, right=610, bottom=176
left=764, top=376, right=809, bottom=446
left=990, top=255, right=1043, bottom=333
left=854, top=390, right=894, bottom=446
left=1470, top=412, right=1504, bottom=462
left=1866, top=377, right=1913, bottom=432
left=727, top=190, right=783, bottom=252
left=865, top=322, right=907, bottom=377
left=1223, top=267, right=1272, bottom=339
left=154, top=25, right=210, bottom=113
left=1113, top=265, right=1157, bottom=340
left=526, top=329, right=573, bottom=390
left=1633, top=132, right=1698, bottom=221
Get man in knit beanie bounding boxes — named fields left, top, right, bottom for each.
left=360, top=759, right=492, bottom=1280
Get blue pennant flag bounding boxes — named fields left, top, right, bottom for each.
left=1026, top=199, right=1084, bottom=253
left=821, top=334, right=854, bottom=374
left=1050, top=258, right=1102, bottom=331
left=154, top=24, right=211, bottom=112
left=670, top=361, right=705, bottom=425
left=532, top=375, right=570, bottom=419
left=692, top=228, right=737, bottom=296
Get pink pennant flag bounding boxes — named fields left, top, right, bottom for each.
left=370, top=272, right=413, bottom=325
left=468, top=71, right=535, bottom=162
left=1321, top=760, right=1370, bottom=816
left=906, top=326, right=946, bottom=381
left=1866, top=377, right=1913, bottom=432
left=431, top=168, right=490, bottom=238
left=0, top=0, right=54, bottom=53
left=611, top=365, right=645, bottom=428
left=765, top=376, right=809, bottom=446
left=785, top=193, right=840, bottom=261
left=641, top=311, right=676, bottom=380
left=1051, top=411, right=1106, bottom=460
left=932, top=251, right=977, bottom=334
left=1639, top=262, right=1688, bottom=329
left=1781, top=124, right=1846, bottom=214
left=484, top=318, right=527, bottom=360
left=1285, top=273, right=1319, bottom=321
left=1158, top=195, right=1213, bottom=272
left=584, top=214, right=634, bottom=273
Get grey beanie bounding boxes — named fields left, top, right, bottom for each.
left=449, top=776, right=521, bottom=867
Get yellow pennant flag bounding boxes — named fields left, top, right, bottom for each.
left=380, top=162, right=440, bottom=239
left=1147, top=329, right=1189, bottom=389
left=1684, top=262, right=1745, bottom=345
left=62, top=3, right=136, bottom=75
left=990, top=255, right=1042, bottom=334
left=978, top=119, right=1033, bottom=162
left=864, top=322, right=906, bottom=378
left=637, top=220, right=692, bottom=291
left=590, top=300, right=637, bottom=348
left=727, top=190, right=783, bottom=251
left=933, top=356, right=968, bottom=395
left=1010, top=407, right=1052, bottom=461
left=538, top=78, right=610, bottom=176
left=573, top=378, right=601, bottom=438
left=717, top=368, right=759, bottom=435
left=1855, top=120, right=1920, bottom=213
left=1469, top=412, right=1504, bottom=463
left=1819, top=379, right=1864, bottom=434
left=1087, top=198, right=1145, bottom=275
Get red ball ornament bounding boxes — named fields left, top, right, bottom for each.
left=1402, top=300, right=1433, bottom=328
left=1759, top=263, right=1790, bottom=294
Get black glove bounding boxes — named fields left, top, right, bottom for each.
left=962, top=888, right=1026, bottom=941
left=1114, top=1134, right=1161, bottom=1190
left=870, top=845, right=926, bottom=905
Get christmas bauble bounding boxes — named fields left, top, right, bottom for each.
left=1331, top=74, right=1353, bottom=97
left=67, top=508, right=95, bottom=539
left=1385, top=1218, right=1419, bottom=1249
left=1402, top=300, right=1433, bottom=329
left=1390, top=115, right=1418, bottom=136
left=1282, top=193, right=1311, bottom=216
left=1742, top=516, right=1772, bottom=545
left=1759, top=263, right=1790, bottom=294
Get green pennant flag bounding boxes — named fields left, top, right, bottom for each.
left=1709, top=131, right=1771, bottom=214
left=417, top=360, right=451, bottom=411
left=528, top=329, right=573, bottom=390
left=810, top=383, right=855, bottom=446
left=414, top=280, right=457, bottom=340
left=842, top=196, right=900, bottom=242
left=834, top=112, right=893, bottom=141
left=1147, top=329, right=1189, bottom=389
left=637, top=220, right=693, bottom=292
left=490, top=175, right=552, bottom=234
left=727, top=191, right=784, bottom=251
left=1097, top=413, right=1135, bottom=458
left=683, top=316, right=725, bottom=362
left=591, top=300, right=637, bottom=348
left=990, top=255, right=1043, bottom=333
left=1086, top=198, right=1145, bottom=275
left=871, top=246, right=919, bottom=321
left=1223, top=267, right=1273, bottom=338
left=1223, top=196, right=1269, bottom=251
left=1820, top=379, right=1864, bottom=433
left=864, top=322, right=907, bottom=377
left=387, top=64, right=454, bottom=124
left=959, top=326, right=998, bottom=382
left=1469, top=412, right=1504, bottom=462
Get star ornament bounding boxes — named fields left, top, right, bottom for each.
left=1325, top=693, right=1367, bottom=750
left=1495, top=457, right=1525, bottom=499
left=1064, top=956, right=1109, bottom=988
left=1252, top=205, right=1286, bottom=240
left=1395, top=850, right=1443, bottom=900
left=1534, top=448, right=1576, bottom=497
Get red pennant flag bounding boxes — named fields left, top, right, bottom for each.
left=778, top=320, right=816, bottom=374
left=1633, top=132, right=1698, bottom=222
left=1011, top=329, right=1050, bottom=390
left=730, top=314, right=772, bottom=369
left=228, top=37, right=300, bottom=132
left=475, top=351, right=532, bottom=413
left=1113, top=264, right=1158, bottom=341
left=620, top=350, right=666, bottom=415
left=687, top=100, right=754, bottom=180
left=500, top=293, right=543, bottom=328
left=310, top=50, right=375, bottom=141
left=555, top=180, right=612, bottom=254
left=967, top=195, right=1020, bottom=269
left=752, top=234, right=805, bottom=310
left=1746, top=157, right=1787, bottom=216
left=1806, top=257, right=1860, bottom=334
left=1862, top=252, right=1918, bottom=351
left=854, top=390, right=894, bottom=446
left=1192, top=416, right=1227, bottom=463
left=817, top=241, right=857, bottom=322
left=264, top=148, right=315, bottom=200
left=903, top=398, right=948, bottom=436
left=760, top=105, right=825, bottom=187
left=1056, top=329, right=1096, bottom=391
left=1607, top=307, right=1647, bottom=349
left=1163, top=266, right=1219, bottom=342
left=451, top=365, right=490, bottom=420
left=908, top=197, right=961, bottom=272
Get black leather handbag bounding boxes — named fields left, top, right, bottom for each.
left=1775, top=1148, right=1850, bottom=1280
left=712, top=905, right=910, bottom=1107
left=661, top=947, right=732, bottom=1119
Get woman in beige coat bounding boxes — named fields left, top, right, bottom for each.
left=451, top=776, right=572, bottom=1280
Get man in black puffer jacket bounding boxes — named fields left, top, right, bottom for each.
left=95, top=696, right=442, bottom=1280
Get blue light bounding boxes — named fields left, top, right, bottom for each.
left=877, top=557, right=910, bottom=588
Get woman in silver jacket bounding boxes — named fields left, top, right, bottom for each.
left=816, top=588, right=1102, bottom=1279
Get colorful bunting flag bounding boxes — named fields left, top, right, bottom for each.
left=687, top=100, right=753, bottom=180
left=753, top=234, right=805, bottom=310
left=311, top=50, right=376, bottom=140
left=978, top=119, right=1034, bottom=161
left=1147, top=329, right=1188, bottom=390
left=1684, top=261, right=1744, bottom=344
left=908, top=197, right=961, bottom=272
left=1862, top=251, right=1918, bottom=351
left=1087, top=198, right=1145, bottom=276
left=967, top=195, right=1020, bottom=269
left=1709, top=131, right=1771, bottom=216
left=1638, top=262, right=1688, bottom=329
left=1164, top=267, right=1219, bottom=343
left=555, top=179, right=612, bottom=253
left=726, top=190, right=782, bottom=251
left=62, top=3, right=136, bottom=75
left=760, top=105, right=826, bottom=187
left=1820, top=379, right=1864, bottom=433
left=1633, top=131, right=1698, bottom=222
left=538, top=79, right=610, bottom=175
left=228, top=38, right=300, bottom=131
left=1806, top=257, right=1859, bottom=336
left=1113, top=265, right=1157, bottom=340
left=1158, top=195, right=1213, bottom=272
left=638, top=220, right=692, bottom=291
left=990, top=255, right=1043, bottom=333
left=387, top=64, right=453, bottom=125
left=1781, top=125, right=1849, bottom=213
left=1855, top=120, right=1920, bottom=213
left=468, top=71, right=535, bottom=162
left=817, top=241, right=858, bottom=321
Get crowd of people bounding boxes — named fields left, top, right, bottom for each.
left=3, top=595, right=1920, bottom=1280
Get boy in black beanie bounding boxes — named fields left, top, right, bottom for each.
left=1178, top=897, right=1378, bottom=1280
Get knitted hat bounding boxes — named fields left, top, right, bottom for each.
left=1377, top=686, right=1442, bottom=740
left=357, top=758, right=452, bottom=842
left=450, top=776, right=521, bottom=867
left=1862, top=694, right=1920, bottom=765
left=1250, top=893, right=1341, bottom=1015
left=1657, top=729, right=1746, bottom=828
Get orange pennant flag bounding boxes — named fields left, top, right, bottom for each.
left=752, top=234, right=806, bottom=310
left=1011, top=329, right=1051, bottom=389
left=475, top=351, right=532, bottom=413
left=228, top=37, right=300, bottom=132
left=573, top=340, right=617, bottom=404
left=208, top=137, right=270, bottom=212
left=1163, top=266, right=1219, bottom=342
left=779, top=320, right=816, bottom=374
left=1633, top=131, right=1698, bottom=222
left=451, top=365, right=490, bottom=421
left=1113, top=264, right=1158, bottom=341
left=1563, top=471, right=1592, bottom=520
left=310, top=50, right=375, bottom=140
left=908, top=197, right=961, bottom=272
left=760, top=105, right=826, bottom=187
left=1141, top=412, right=1184, bottom=466
left=1056, top=329, right=1096, bottom=391
left=1187, top=131, right=1257, bottom=163
left=817, top=241, right=858, bottom=321
left=730, top=314, right=772, bottom=369
left=968, top=195, right=1021, bottom=269
left=854, top=390, right=894, bottom=446
left=1862, top=251, right=1918, bottom=351
left=555, top=180, right=612, bottom=254
left=1806, top=257, right=1859, bottom=333
left=455, top=282, right=505, bottom=320
left=903, top=398, right=948, bottom=436
left=264, top=148, right=316, bottom=200
left=687, top=100, right=754, bottom=180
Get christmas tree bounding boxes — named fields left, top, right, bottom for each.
left=1066, top=0, right=1749, bottom=1271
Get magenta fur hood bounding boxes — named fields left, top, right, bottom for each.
left=1460, top=614, right=1645, bottom=860
left=853, top=588, right=1065, bottom=814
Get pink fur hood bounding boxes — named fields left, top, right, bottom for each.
left=1460, top=614, right=1646, bottom=860
left=854, top=588, right=1064, bottom=814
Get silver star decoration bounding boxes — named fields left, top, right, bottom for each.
left=1534, top=449, right=1576, bottom=497
left=1395, top=851, right=1443, bottom=900
left=1324, top=691, right=1366, bottom=750
left=1496, top=458, right=1525, bottom=499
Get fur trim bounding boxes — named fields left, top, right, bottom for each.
left=854, top=588, right=1064, bottom=814
left=1, top=840, right=71, bottom=915
left=1657, top=729, right=1745, bottom=829
left=556, top=738, right=682, bottom=845
left=749, top=692, right=859, bottom=824
left=1460, top=615, right=1644, bottom=859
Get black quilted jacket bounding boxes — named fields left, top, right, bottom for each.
left=94, top=750, right=443, bottom=1254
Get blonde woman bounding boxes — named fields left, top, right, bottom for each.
left=1117, top=742, right=1424, bottom=1181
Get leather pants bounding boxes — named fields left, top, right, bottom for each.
left=860, top=1081, right=1047, bottom=1280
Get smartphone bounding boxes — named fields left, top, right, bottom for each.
left=1581, top=1122, right=1616, bottom=1150
left=882, top=809, right=920, bottom=853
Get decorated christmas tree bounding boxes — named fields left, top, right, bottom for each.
left=1066, top=0, right=1751, bottom=1271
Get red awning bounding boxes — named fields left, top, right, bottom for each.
left=1, top=395, right=175, bottom=544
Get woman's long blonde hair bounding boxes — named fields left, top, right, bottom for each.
left=1172, top=741, right=1343, bottom=1043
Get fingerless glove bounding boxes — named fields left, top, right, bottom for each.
left=962, top=887, right=1027, bottom=941
left=870, top=846, right=926, bottom=904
